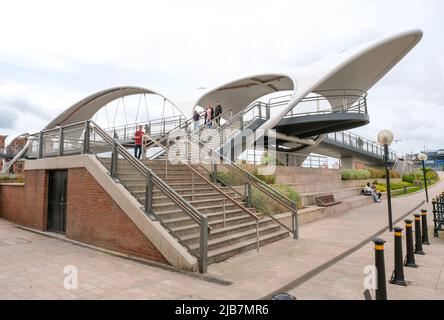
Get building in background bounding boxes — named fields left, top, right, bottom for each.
left=0, top=135, right=7, bottom=173
left=0, top=134, right=28, bottom=174
left=422, top=150, right=444, bottom=171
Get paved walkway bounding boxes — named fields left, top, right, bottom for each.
left=0, top=174, right=443, bottom=299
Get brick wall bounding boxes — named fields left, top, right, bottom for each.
left=0, top=167, right=169, bottom=265
left=0, top=170, right=48, bottom=230
left=66, top=168, right=168, bottom=264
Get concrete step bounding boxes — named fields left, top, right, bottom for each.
left=206, top=229, right=289, bottom=264
left=189, top=223, right=282, bottom=252
left=297, top=195, right=374, bottom=225
left=153, top=187, right=238, bottom=196
left=299, top=187, right=362, bottom=206
left=161, top=209, right=252, bottom=228
left=152, top=201, right=249, bottom=216
left=181, top=218, right=275, bottom=242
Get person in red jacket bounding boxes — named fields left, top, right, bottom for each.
left=134, top=125, right=144, bottom=159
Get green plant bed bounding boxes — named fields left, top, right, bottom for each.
left=392, top=178, right=440, bottom=198
left=0, top=174, right=25, bottom=183
left=251, top=184, right=301, bottom=214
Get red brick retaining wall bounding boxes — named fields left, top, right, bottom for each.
left=66, top=168, right=168, bottom=264
left=0, top=168, right=168, bottom=265
left=0, top=170, right=48, bottom=230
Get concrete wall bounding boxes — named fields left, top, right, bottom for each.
left=273, top=166, right=341, bottom=184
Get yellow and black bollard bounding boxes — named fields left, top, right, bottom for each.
left=373, top=238, right=387, bottom=300
left=390, top=227, right=407, bottom=286
left=414, top=214, right=425, bottom=255
left=433, top=199, right=439, bottom=238
left=421, top=209, right=431, bottom=245
left=404, top=219, right=418, bottom=268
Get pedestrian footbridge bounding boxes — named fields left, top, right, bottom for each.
left=0, top=30, right=422, bottom=273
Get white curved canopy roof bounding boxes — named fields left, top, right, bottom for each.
left=195, top=74, right=294, bottom=116
left=194, top=29, right=423, bottom=123
left=44, top=86, right=184, bottom=130
left=42, top=29, right=422, bottom=134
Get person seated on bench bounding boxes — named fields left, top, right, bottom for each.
left=361, top=183, right=373, bottom=196
left=361, top=183, right=380, bottom=203
left=371, top=182, right=382, bottom=200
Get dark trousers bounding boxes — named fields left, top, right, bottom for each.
left=134, top=144, right=142, bottom=159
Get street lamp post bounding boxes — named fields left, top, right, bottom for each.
left=378, top=130, right=394, bottom=232
left=418, top=153, right=429, bottom=203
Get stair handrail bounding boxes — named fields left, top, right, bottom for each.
left=142, top=133, right=260, bottom=222
left=103, top=114, right=186, bottom=138
left=89, top=121, right=208, bottom=227
left=186, top=135, right=299, bottom=237
left=144, top=109, right=232, bottom=160
left=188, top=108, right=234, bottom=137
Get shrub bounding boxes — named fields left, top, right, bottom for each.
left=367, top=167, right=385, bottom=179
left=341, top=169, right=354, bottom=181
left=260, top=152, right=284, bottom=166
left=0, top=174, right=25, bottom=183
left=341, top=169, right=371, bottom=181
left=253, top=168, right=276, bottom=184
left=390, top=171, right=401, bottom=179
left=216, top=171, right=243, bottom=186
left=271, top=184, right=299, bottom=203
left=251, top=184, right=301, bottom=214
left=216, top=166, right=276, bottom=186
left=402, top=174, right=415, bottom=184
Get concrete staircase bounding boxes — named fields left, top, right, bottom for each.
left=100, top=158, right=289, bottom=264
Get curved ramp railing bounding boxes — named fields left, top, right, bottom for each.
left=325, top=131, right=397, bottom=162
left=269, top=89, right=368, bottom=118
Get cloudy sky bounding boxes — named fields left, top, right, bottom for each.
left=0, top=0, right=442, bottom=155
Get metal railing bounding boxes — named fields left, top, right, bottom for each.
left=184, top=135, right=299, bottom=239
left=268, top=89, right=368, bottom=118
left=242, top=149, right=329, bottom=169
left=143, top=134, right=261, bottom=242
left=29, top=120, right=210, bottom=274
left=103, top=114, right=186, bottom=141
left=146, top=109, right=233, bottom=160
left=326, top=131, right=397, bottom=161
left=142, top=123, right=299, bottom=238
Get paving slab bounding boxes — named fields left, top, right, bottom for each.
left=0, top=173, right=443, bottom=299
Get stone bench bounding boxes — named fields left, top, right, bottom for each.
left=315, top=194, right=342, bottom=207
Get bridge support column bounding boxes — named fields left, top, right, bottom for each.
left=341, top=157, right=354, bottom=170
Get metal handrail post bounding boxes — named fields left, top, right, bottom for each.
left=199, top=217, right=209, bottom=274
left=256, top=220, right=260, bottom=252
left=223, top=198, right=226, bottom=228
left=291, top=202, right=299, bottom=239
left=145, top=172, right=153, bottom=215
left=58, top=127, right=64, bottom=157
left=245, top=183, right=252, bottom=208
left=211, top=160, right=217, bottom=183
left=83, top=121, right=90, bottom=154
left=38, top=131, right=43, bottom=159
left=111, top=140, right=118, bottom=178
left=192, top=173, right=195, bottom=201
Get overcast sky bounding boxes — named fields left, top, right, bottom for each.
left=0, top=0, right=442, bottom=155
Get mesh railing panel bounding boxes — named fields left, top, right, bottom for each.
left=63, top=124, right=85, bottom=155
left=42, top=130, right=60, bottom=157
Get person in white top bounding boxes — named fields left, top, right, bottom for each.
left=362, top=182, right=381, bottom=203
